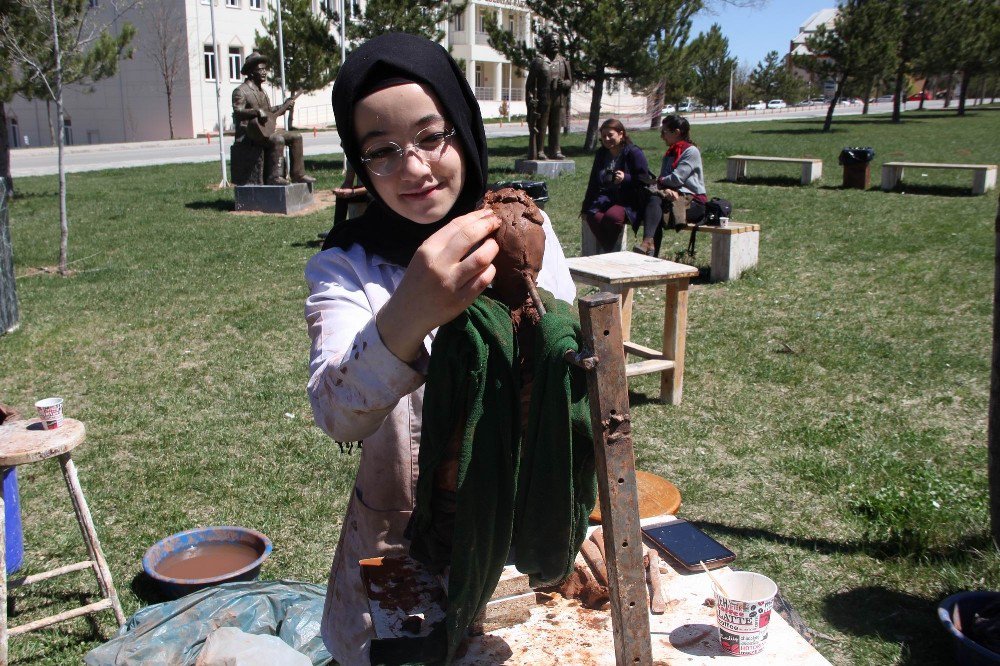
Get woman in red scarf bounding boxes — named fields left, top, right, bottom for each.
left=634, top=115, right=707, bottom=256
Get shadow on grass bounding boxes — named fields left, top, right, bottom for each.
left=822, top=586, right=947, bottom=665
left=695, top=520, right=995, bottom=561
left=715, top=175, right=803, bottom=188
left=749, top=127, right=846, bottom=135
left=882, top=183, right=979, bottom=197
left=131, top=571, right=173, bottom=605
left=185, top=199, right=232, bottom=212
left=485, top=143, right=592, bottom=159
left=304, top=157, right=345, bottom=172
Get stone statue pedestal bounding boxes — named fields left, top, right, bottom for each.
left=514, top=159, right=575, bottom=178
left=234, top=182, right=314, bottom=214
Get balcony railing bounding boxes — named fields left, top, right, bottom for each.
left=501, top=87, right=524, bottom=101
left=474, top=86, right=496, bottom=101
left=450, top=31, right=468, bottom=46
left=475, top=31, right=491, bottom=45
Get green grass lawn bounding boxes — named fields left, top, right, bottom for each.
left=2, top=107, right=999, bottom=664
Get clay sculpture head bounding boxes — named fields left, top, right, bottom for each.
left=482, top=187, right=546, bottom=323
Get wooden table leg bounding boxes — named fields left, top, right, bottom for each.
left=58, top=454, right=125, bottom=626
left=610, top=285, right=635, bottom=343
left=662, top=278, right=689, bottom=405
left=1, top=467, right=8, bottom=666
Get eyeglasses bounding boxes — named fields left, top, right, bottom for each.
left=360, top=126, right=457, bottom=177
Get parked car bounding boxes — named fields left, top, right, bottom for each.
left=766, top=99, right=787, bottom=109
left=907, top=91, right=933, bottom=101
left=678, top=101, right=695, bottom=113
left=661, top=104, right=677, bottom=114
left=870, top=95, right=895, bottom=103
left=839, top=97, right=862, bottom=105
left=745, top=100, right=766, bottom=110
left=708, top=104, right=726, bottom=112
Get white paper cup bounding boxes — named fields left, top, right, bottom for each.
left=713, top=571, right=777, bottom=656
left=34, top=397, right=64, bottom=430
left=719, top=216, right=730, bottom=227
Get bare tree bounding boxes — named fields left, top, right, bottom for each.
left=141, top=2, right=185, bottom=140
left=0, top=0, right=136, bottom=275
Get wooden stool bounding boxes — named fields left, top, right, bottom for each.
left=0, top=418, right=124, bottom=663
left=565, top=252, right=698, bottom=404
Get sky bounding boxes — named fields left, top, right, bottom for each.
left=690, top=0, right=836, bottom=69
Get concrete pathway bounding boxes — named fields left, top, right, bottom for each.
left=8, top=99, right=974, bottom=177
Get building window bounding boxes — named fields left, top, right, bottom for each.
left=476, top=10, right=496, bottom=34
left=450, top=13, right=464, bottom=31
left=89, top=0, right=98, bottom=7
left=226, top=0, right=239, bottom=6
left=204, top=44, right=218, bottom=81
left=249, top=0, right=261, bottom=8
left=228, top=47, right=243, bottom=80
left=63, top=117, right=73, bottom=146
left=9, top=119, right=19, bottom=148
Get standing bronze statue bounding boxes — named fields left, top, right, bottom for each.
left=232, top=52, right=315, bottom=186
left=525, top=35, right=572, bottom=161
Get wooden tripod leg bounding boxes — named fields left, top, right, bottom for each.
left=58, top=454, right=125, bottom=626
left=578, top=293, right=653, bottom=665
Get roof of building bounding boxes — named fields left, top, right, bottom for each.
left=791, top=8, right=838, bottom=47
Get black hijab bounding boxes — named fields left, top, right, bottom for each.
left=322, top=33, right=489, bottom=266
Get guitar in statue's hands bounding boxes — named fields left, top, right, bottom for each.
left=246, top=91, right=302, bottom=146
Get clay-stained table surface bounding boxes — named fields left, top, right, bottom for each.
left=457, top=518, right=831, bottom=665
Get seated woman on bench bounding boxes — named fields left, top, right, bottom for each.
left=634, top=115, right=707, bottom=256
left=580, top=118, right=650, bottom=253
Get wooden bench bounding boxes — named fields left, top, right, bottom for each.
left=565, top=253, right=698, bottom=404
left=881, top=161, right=997, bottom=195
left=679, top=221, right=760, bottom=281
left=727, top=155, right=823, bottom=185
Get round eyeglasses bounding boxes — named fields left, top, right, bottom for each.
left=360, top=127, right=457, bottom=177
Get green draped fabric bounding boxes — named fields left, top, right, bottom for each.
left=407, top=291, right=596, bottom=664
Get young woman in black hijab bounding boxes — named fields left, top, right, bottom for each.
left=305, top=33, right=575, bottom=663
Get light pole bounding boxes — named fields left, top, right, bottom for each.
left=208, top=0, right=228, bottom=187
left=728, top=64, right=734, bottom=111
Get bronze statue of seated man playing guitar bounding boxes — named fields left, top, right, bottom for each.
left=232, top=51, right=316, bottom=186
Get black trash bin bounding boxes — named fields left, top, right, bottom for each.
left=488, top=180, right=550, bottom=209
left=839, top=147, right=875, bottom=189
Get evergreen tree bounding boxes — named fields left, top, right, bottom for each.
left=254, top=0, right=340, bottom=129
left=0, top=0, right=135, bottom=275
left=799, top=0, right=901, bottom=131
left=487, top=0, right=703, bottom=150
left=347, top=0, right=464, bottom=45
left=686, top=24, right=735, bottom=109
left=645, top=5, right=700, bottom=127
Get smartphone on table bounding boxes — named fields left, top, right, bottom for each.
left=641, top=519, right=736, bottom=571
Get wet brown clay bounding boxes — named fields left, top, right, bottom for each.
left=155, top=542, right=261, bottom=579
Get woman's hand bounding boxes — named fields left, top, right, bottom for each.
left=376, top=209, right=501, bottom=362
left=661, top=189, right=680, bottom=202
left=612, top=170, right=625, bottom=184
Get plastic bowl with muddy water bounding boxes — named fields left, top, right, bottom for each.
left=143, top=526, right=272, bottom=598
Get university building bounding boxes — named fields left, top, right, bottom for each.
left=6, top=0, right=646, bottom=148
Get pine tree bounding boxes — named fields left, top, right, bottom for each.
left=347, top=0, right=464, bottom=44
left=254, top=0, right=340, bottom=129
left=799, top=0, right=901, bottom=131
left=487, top=0, right=703, bottom=150
left=687, top=24, right=736, bottom=109
left=749, top=50, right=802, bottom=104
